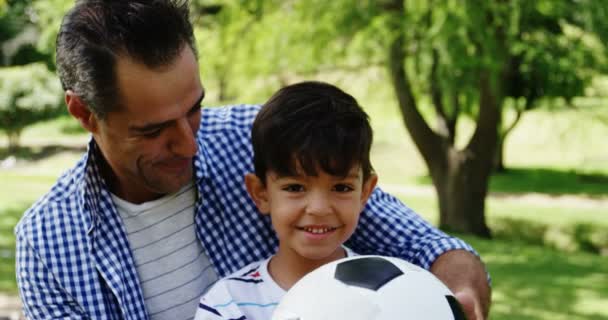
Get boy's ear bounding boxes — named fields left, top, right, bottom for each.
left=244, top=173, right=270, bottom=215
left=65, top=90, right=98, bottom=133
left=360, top=174, right=378, bottom=206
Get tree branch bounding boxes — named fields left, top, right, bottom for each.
left=386, top=1, right=443, bottom=167
left=430, top=48, right=452, bottom=142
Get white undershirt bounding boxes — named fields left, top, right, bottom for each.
left=112, top=182, right=218, bottom=320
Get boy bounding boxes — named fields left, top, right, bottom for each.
left=194, top=81, right=378, bottom=320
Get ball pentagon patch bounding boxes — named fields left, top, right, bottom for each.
left=334, top=257, right=404, bottom=291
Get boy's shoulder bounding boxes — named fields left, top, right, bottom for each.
left=204, top=257, right=277, bottom=301
left=198, top=257, right=283, bottom=319
left=224, top=258, right=268, bottom=284
left=213, top=246, right=356, bottom=295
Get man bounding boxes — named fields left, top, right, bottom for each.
left=15, top=1, right=490, bottom=319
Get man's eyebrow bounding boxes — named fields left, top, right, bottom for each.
left=129, top=92, right=205, bottom=133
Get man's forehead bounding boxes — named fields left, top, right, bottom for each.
left=113, top=47, right=203, bottom=122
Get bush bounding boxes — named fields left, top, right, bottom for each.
left=492, top=217, right=608, bottom=255
left=0, top=63, right=63, bottom=150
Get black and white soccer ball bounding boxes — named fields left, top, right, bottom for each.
left=272, top=255, right=466, bottom=320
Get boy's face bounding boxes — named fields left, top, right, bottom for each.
left=246, top=165, right=377, bottom=262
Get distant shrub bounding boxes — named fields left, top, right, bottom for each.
left=493, top=217, right=608, bottom=256
left=0, top=63, right=63, bottom=150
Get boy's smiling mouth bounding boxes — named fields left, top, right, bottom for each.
left=296, top=225, right=340, bottom=234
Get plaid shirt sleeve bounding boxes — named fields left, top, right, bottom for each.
left=16, top=233, right=89, bottom=319
left=345, top=187, right=479, bottom=271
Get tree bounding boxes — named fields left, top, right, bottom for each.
left=0, top=63, right=63, bottom=150
left=0, top=0, right=55, bottom=68
left=0, top=0, right=65, bottom=150
left=493, top=0, right=604, bottom=171
left=224, top=0, right=608, bottom=236
left=192, top=0, right=264, bottom=102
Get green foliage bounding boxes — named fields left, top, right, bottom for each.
left=31, top=0, right=73, bottom=68
left=0, top=63, right=63, bottom=149
left=0, top=0, right=55, bottom=68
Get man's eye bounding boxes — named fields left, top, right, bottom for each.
left=188, top=105, right=202, bottom=116
left=334, top=184, right=354, bottom=193
left=283, top=184, right=304, bottom=192
left=142, top=129, right=162, bottom=138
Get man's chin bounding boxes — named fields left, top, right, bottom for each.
left=158, top=179, right=192, bottom=194
left=145, top=171, right=193, bottom=195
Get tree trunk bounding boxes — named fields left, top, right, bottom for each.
left=492, top=134, right=506, bottom=173
left=7, top=130, right=21, bottom=152
left=217, top=75, right=229, bottom=102
left=433, top=148, right=492, bottom=237
left=385, top=2, right=499, bottom=237
left=493, top=106, right=523, bottom=173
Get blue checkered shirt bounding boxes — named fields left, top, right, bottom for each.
left=15, top=104, right=477, bottom=319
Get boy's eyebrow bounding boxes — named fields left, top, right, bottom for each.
left=129, top=92, right=205, bottom=133
left=273, top=172, right=361, bottom=180
left=335, top=173, right=361, bottom=180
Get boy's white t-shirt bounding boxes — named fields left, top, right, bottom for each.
left=194, top=247, right=356, bottom=320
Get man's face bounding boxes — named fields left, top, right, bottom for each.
left=92, top=47, right=204, bottom=203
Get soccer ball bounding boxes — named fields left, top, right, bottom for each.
left=272, top=255, right=466, bottom=320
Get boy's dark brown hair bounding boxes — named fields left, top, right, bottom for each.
left=251, top=81, right=374, bottom=183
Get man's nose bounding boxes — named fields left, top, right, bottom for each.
left=170, top=118, right=198, bottom=157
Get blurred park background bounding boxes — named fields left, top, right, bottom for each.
left=1, top=0, right=607, bottom=319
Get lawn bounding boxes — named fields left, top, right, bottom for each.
left=1, top=90, right=607, bottom=318
left=465, top=235, right=608, bottom=320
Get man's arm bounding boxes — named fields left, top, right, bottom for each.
left=16, top=235, right=88, bottom=319
left=431, top=249, right=491, bottom=320
left=348, top=187, right=491, bottom=319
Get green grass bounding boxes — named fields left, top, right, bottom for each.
left=410, top=167, right=608, bottom=198
left=0, top=205, right=23, bottom=293
left=387, top=189, right=608, bottom=254
left=490, top=168, right=608, bottom=197
left=462, top=235, right=608, bottom=320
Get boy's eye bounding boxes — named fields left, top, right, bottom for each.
left=333, top=184, right=354, bottom=193
left=282, top=184, right=305, bottom=192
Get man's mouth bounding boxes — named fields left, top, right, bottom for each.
left=158, top=158, right=191, bottom=171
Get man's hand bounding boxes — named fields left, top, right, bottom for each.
left=454, top=288, right=483, bottom=320
left=430, top=250, right=491, bottom=320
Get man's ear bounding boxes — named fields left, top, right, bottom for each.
left=65, top=90, right=98, bottom=133
left=360, top=174, right=378, bottom=206
left=244, top=173, right=270, bottom=215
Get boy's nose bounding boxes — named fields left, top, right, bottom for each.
left=305, top=192, right=332, bottom=216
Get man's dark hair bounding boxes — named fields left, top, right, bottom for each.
left=56, top=0, right=196, bottom=118
left=252, top=81, right=374, bottom=183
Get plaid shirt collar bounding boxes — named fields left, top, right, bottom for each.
left=79, top=138, right=210, bottom=320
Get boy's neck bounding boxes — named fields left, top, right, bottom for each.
left=268, top=246, right=347, bottom=291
